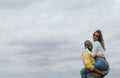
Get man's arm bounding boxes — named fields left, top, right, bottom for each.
left=93, top=66, right=109, bottom=75
left=93, top=67, right=104, bottom=75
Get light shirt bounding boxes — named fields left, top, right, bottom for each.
left=88, top=41, right=105, bottom=57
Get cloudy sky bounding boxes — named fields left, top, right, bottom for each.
left=0, top=0, right=120, bottom=78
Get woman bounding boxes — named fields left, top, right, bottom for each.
left=81, top=29, right=109, bottom=78
left=89, top=29, right=109, bottom=71
left=89, top=29, right=106, bottom=57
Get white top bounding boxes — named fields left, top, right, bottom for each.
left=88, top=41, right=105, bottom=57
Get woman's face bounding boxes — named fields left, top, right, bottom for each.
left=93, top=32, right=99, bottom=41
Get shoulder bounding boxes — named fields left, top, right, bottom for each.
left=82, top=50, right=89, bottom=55
left=94, top=41, right=100, bottom=45
left=94, top=41, right=100, bottom=44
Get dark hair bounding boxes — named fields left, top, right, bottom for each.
left=84, top=40, right=93, bottom=47
left=94, top=29, right=106, bottom=50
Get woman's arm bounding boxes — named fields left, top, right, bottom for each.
left=88, top=42, right=98, bottom=57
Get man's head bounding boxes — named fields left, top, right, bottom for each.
left=84, top=40, right=93, bottom=51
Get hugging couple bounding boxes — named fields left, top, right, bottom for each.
left=80, top=29, right=110, bottom=78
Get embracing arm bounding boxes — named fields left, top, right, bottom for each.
left=87, top=42, right=98, bottom=57
left=93, top=67, right=104, bottom=75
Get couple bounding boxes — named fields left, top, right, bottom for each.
left=80, top=29, right=109, bottom=78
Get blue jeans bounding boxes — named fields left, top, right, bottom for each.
left=81, top=67, right=91, bottom=78
left=94, top=57, right=109, bottom=71
left=80, top=57, right=109, bottom=78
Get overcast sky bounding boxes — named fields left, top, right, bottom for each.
left=0, top=0, right=120, bottom=78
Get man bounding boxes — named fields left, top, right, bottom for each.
left=80, top=40, right=108, bottom=78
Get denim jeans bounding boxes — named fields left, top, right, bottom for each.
left=80, top=68, right=91, bottom=78
left=94, top=57, right=109, bottom=71
left=80, top=57, right=109, bottom=78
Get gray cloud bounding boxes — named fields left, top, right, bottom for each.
left=8, top=36, right=80, bottom=68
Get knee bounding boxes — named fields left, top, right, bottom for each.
left=80, top=69, right=85, bottom=74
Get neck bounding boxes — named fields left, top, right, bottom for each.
left=86, top=48, right=92, bottom=52
left=88, top=48, right=92, bottom=52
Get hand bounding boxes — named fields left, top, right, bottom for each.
left=101, top=71, right=109, bottom=76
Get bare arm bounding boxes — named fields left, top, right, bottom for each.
left=93, top=67, right=109, bottom=75
left=88, top=42, right=98, bottom=57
